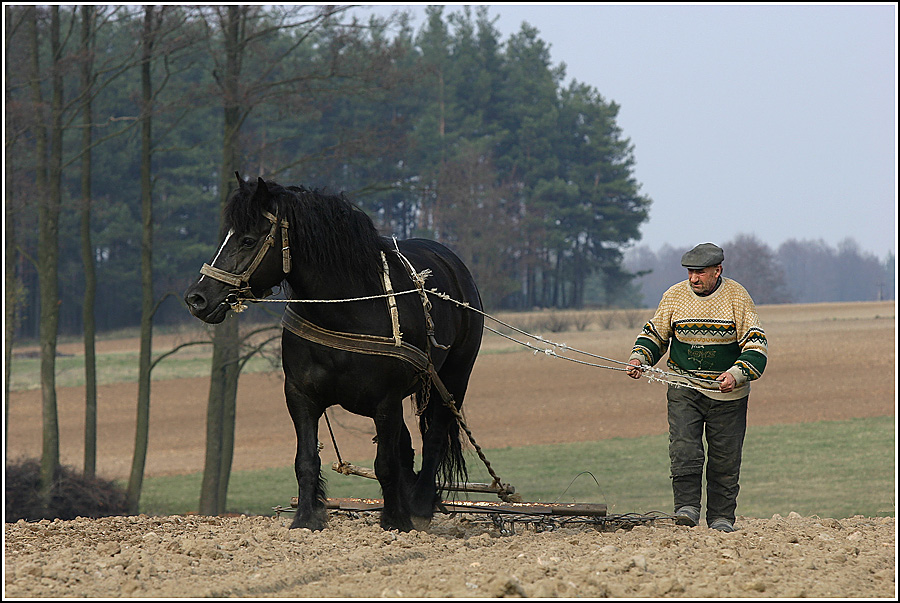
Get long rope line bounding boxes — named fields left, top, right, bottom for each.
left=243, top=286, right=721, bottom=392
left=428, top=290, right=720, bottom=391
left=251, top=288, right=423, bottom=304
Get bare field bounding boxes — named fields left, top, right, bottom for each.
left=4, top=301, right=897, bottom=598
left=6, top=301, right=895, bottom=479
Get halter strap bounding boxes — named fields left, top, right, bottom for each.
left=200, top=210, right=290, bottom=291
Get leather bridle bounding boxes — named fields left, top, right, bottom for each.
left=199, top=210, right=291, bottom=305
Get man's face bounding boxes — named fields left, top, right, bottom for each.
left=687, top=265, right=722, bottom=295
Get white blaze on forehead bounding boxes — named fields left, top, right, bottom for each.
left=199, top=229, right=234, bottom=282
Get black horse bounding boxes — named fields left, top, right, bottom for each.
left=184, top=175, right=483, bottom=531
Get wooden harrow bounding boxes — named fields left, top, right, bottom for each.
left=271, top=462, right=673, bottom=534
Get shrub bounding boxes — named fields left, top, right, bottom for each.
left=571, top=311, right=593, bottom=331
left=621, top=308, right=650, bottom=329
left=595, top=310, right=618, bottom=330
left=5, top=459, right=129, bottom=522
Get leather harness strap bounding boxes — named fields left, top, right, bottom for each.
left=280, top=306, right=455, bottom=405
left=282, top=305, right=430, bottom=371
left=380, top=251, right=403, bottom=347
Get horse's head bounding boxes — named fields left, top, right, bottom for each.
left=184, top=174, right=291, bottom=323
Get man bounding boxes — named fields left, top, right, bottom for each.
left=626, top=242, right=767, bottom=532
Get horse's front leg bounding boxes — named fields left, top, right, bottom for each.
left=285, top=381, right=327, bottom=530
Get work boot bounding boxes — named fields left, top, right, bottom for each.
left=708, top=517, right=735, bottom=532
left=674, top=506, right=700, bottom=527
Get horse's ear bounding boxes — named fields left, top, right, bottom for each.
left=235, top=172, right=247, bottom=191
left=250, top=177, right=271, bottom=211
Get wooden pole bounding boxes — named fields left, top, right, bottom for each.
left=331, top=461, right=518, bottom=497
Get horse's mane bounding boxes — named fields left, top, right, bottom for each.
left=224, top=179, right=391, bottom=284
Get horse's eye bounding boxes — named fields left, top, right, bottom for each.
left=240, top=236, right=257, bottom=248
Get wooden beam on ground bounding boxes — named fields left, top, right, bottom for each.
left=330, top=461, right=517, bottom=497
left=289, top=497, right=607, bottom=517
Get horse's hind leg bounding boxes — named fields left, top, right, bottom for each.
left=285, top=384, right=328, bottom=530
left=374, top=398, right=415, bottom=532
left=408, top=387, right=456, bottom=526
left=409, top=360, right=475, bottom=527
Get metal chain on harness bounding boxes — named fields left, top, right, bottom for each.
left=435, top=388, right=522, bottom=503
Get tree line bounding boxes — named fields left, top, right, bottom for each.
left=625, top=234, right=894, bottom=308
left=5, top=5, right=651, bottom=344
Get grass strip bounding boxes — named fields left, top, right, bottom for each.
left=8, top=352, right=279, bottom=392
left=138, top=415, right=895, bottom=520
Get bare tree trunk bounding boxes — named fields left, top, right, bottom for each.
left=200, top=5, right=243, bottom=516
left=79, top=4, right=98, bottom=480
left=217, top=349, right=239, bottom=508
left=4, top=160, right=18, bottom=457
left=31, top=5, right=63, bottom=507
left=5, top=6, right=23, bottom=453
left=199, top=322, right=239, bottom=515
left=126, top=5, right=156, bottom=513
left=195, top=4, right=354, bottom=515
left=4, top=158, right=14, bottom=456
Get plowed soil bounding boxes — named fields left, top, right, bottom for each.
left=4, top=301, right=897, bottom=598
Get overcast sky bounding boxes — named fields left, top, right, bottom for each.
left=355, top=3, right=897, bottom=259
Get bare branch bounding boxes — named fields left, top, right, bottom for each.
left=149, top=339, right=213, bottom=372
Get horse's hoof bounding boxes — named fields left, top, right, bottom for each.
left=410, top=515, right=432, bottom=532
left=289, top=519, right=326, bottom=531
left=290, top=511, right=327, bottom=531
left=380, top=514, right=414, bottom=532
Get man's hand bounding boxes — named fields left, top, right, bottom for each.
left=626, top=358, right=644, bottom=379
left=717, top=371, right=736, bottom=393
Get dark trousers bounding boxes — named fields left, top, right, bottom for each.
left=666, top=385, right=748, bottom=523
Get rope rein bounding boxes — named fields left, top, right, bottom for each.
left=241, top=286, right=720, bottom=392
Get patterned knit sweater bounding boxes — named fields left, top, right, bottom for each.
left=630, top=277, right=768, bottom=401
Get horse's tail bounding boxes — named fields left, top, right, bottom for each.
left=438, top=401, right=468, bottom=497
left=414, top=378, right=468, bottom=497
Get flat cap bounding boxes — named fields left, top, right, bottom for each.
left=681, top=243, right=724, bottom=269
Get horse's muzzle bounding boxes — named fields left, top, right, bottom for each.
left=184, top=290, right=207, bottom=313
left=184, top=286, right=229, bottom=324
